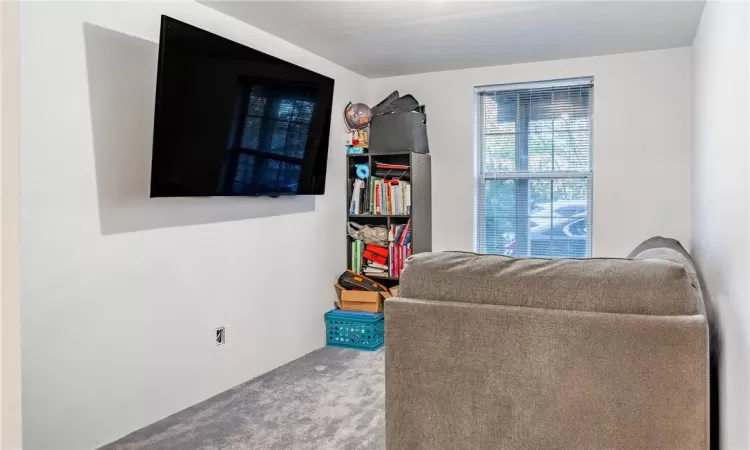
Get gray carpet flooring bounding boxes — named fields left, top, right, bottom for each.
left=101, top=347, right=385, bottom=450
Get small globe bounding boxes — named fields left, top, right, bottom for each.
left=344, top=102, right=372, bottom=130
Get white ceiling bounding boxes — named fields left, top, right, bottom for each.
left=202, top=1, right=705, bottom=78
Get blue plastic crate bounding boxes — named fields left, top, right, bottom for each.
left=325, top=309, right=384, bottom=351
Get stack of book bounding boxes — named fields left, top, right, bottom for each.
left=389, top=221, right=412, bottom=278
left=351, top=240, right=393, bottom=277
left=363, top=261, right=388, bottom=277
left=362, top=243, right=389, bottom=277
left=370, top=178, right=411, bottom=215
left=373, top=162, right=409, bottom=180
left=348, top=178, right=369, bottom=215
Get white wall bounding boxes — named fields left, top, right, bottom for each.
left=1, top=1, right=22, bottom=449
left=691, top=2, right=750, bottom=449
left=19, top=2, right=366, bottom=449
left=369, top=48, right=692, bottom=257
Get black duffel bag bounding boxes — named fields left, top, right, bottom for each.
left=338, top=270, right=388, bottom=292
left=369, top=91, right=429, bottom=154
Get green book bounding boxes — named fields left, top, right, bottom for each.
left=357, top=241, right=363, bottom=273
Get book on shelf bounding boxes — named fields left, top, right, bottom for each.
left=369, top=177, right=410, bottom=216
left=388, top=219, right=412, bottom=245
left=349, top=170, right=412, bottom=216
left=387, top=220, right=412, bottom=278
left=369, top=176, right=375, bottom=214
left=350, top=226, right=412, bottom=278
left=351, top=240, right=364, bottom=274
left=348, top=178, right=365, bottom=215
left=363, top=269, right=388, bottom=276
left=363, top=177, right=370, bottom=214
left=374, top=162, right=409, bottom=170
left=367, top=261, right=388, bottom=270
left=374, top=182, right=380, bottom=215
left=374, top=169, right=409, bottom=180
left=387, top=243, right=411, bottom=278
left=374, top=161, right=410, bottom=181
left=349, top=242, right=388, bottom=276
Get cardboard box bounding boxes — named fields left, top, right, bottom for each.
left=334, top=283, right=390, bottom=313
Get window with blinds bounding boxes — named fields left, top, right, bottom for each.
left=475, top=78, right=593, bottom=258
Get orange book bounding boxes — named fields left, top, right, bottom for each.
left=386, top=183, right=392, bottom=215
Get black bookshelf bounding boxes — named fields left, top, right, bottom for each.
left=346, top=151, right=432, bottom=284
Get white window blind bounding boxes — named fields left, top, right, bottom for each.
left=475, top=78, right=593, bottom=258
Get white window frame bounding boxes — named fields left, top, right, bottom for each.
left=474, top=77, right=594, bottom=258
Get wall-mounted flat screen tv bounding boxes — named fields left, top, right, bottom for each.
left=151, top=16, right=335, bottom=197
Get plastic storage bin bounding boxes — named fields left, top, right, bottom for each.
left=325, top=309, right=384, bottom=351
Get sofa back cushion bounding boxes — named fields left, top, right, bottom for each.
left=399, top=251, right=703, bottom=316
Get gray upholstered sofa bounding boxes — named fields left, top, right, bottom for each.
left=385, top=238, right=708, bottom=450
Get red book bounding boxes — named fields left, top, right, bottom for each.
left=394, top=245, right=399, bottom=277
left=396, top=246, right=400, bottom=276
left=396, top=245, right=402, bottom=276
left=398, top=246, right=403, bottom=276
left=388, top=242, right=396, bottom=277
left=375, top=162, right=409, bottom=170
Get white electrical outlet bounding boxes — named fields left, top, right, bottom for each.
left=215, top=327, right=225, bottom=346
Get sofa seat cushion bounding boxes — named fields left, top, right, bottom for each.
left=400, top=251, right=703, bottom=316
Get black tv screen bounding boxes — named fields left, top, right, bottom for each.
left=151, top=16, right=335, bottom=197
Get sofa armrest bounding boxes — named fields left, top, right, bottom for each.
left=385, top=297, right=708, bottom=450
